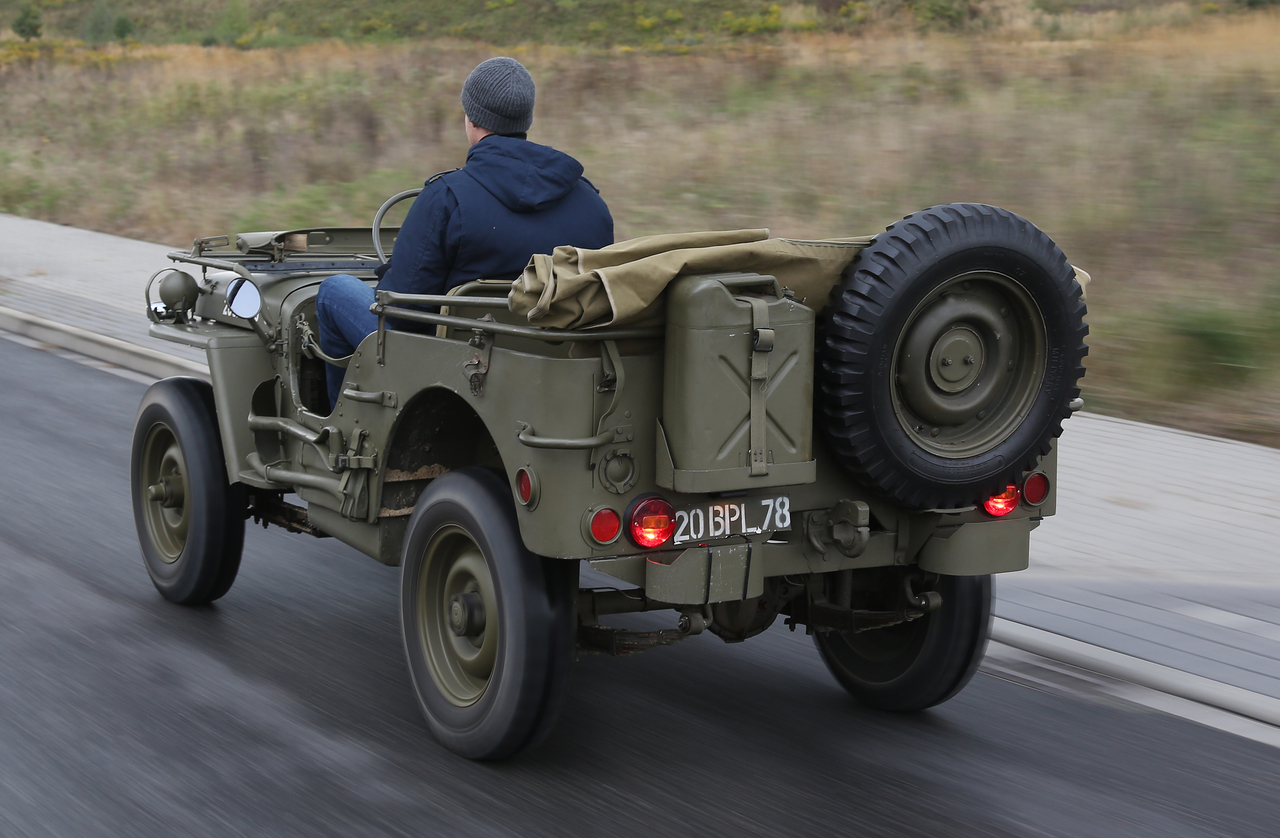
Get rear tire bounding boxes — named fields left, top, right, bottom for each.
left=400, top=467, right=574, bottom=760
left=814, top=574, right=992, bottom=712
left=131, top=377, right=245, bottom=605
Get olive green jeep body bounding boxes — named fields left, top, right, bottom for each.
left=133, top=202, right=1087, bottom=760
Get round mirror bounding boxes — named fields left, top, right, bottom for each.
left=226, top=278, right=262, bottom=320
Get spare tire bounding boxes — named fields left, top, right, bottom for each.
left=817, top=203, right=1088, bottom=509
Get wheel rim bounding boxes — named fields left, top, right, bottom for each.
left=416, top=525, right=499, bottom=707
left=830, top=617, right=930, bottom=685
left=891, top=271, right=1047, bottom=459
left=139, top=423, right=190, bottom=562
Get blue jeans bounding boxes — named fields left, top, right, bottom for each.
left=315, top=274, right=378, bottom=411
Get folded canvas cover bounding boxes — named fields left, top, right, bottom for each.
left=508, top=229, right=874, bottom=329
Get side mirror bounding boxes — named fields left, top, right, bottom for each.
left=225, top=277, right=262, bottom=320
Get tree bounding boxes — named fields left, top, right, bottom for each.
left=12, top=4, right=42, bottom=41
left=113, top=16, right=135, bottom=41
left=83, top=0, right=116, bottom=44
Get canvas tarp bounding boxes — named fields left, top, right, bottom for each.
left=507, top=229, right=875, bottom=329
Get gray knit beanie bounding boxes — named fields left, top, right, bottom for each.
left=461, top=57, right=536, bottom=135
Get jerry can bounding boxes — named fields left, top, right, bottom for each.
left=657, top=273, right=817, bottom=493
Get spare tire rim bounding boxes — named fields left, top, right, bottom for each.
left=891, top=271, right=1047, bottom=459
left=418, top=524, right=498, bottom=707
left=140, top=423, right=189, bottom=563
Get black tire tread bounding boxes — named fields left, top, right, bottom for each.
left=818, top=203, right=1088, bottom=508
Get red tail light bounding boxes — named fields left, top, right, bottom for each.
left=628, top=497, right=676, bottom=548
left=1022, top=472, right=1050, bottom=506
left=983, top=484, right=1020, bottom=517
left=589, top=508, right=621, bottom=544
left=515, top=468, right=534, bottom=505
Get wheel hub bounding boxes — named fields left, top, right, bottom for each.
left=448, top=592, right=486, bottom=637
left=929, top=327, right=984, bottom=393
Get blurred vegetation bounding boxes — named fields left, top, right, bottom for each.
left=0, top=2, right=1278, bottom=444
left=0, top=0, right=1092, bottom=46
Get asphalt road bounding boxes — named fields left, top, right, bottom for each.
left=2, top=335, right=1279, bottom=838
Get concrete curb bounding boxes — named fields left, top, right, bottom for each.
left=0, top=304, right=208, bottom=380
left=991, top=617, right=1280, bottom=728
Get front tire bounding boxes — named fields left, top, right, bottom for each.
left=814, top=574, right=992, bottom=712
left=131, top=377, right=245, bottom=605
left=400, top=468, right=574, bottom=760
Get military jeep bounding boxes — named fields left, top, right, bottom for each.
left=132, top=199, right=1088, bottom=760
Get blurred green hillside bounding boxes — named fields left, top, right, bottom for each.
left=11, top=0, right=1268, bottom=47
left=4, top=0, right=836, bottom=46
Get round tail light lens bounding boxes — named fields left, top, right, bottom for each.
left=1022, top=472, right=1050, bottom=506
left=629, top=497, right=676, bottom=548
left=983, top=484, right=1021, bottom=517
left=516, top=468, right=533, bottom=505
left=589, top=508, right=621, bottom=544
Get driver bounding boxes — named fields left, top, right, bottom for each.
left=314, top=56, right=614, bottom=408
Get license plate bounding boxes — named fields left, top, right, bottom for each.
left=672, top=495, right=792, bottom=545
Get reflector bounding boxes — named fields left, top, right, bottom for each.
left=590, top=508, right=621, bottom=544
left=516, top=469, right=533, bottom=505
left=1022, top=472, right=1050, bottom=506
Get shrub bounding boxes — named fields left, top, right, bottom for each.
left=1167, top=305, right=1257, bottom=385
left=11, top=4, right=41, bottom=41
left=911, top=0, right=985, bottom=30
left=719, top=5, right=783, bottom=35
left=113, top=16, right=134, bottom=41
left=83, top=0, right=116, bottom=45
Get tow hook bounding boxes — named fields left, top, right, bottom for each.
left=804, top=499, right=871, bottom=558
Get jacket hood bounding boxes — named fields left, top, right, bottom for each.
left=461, top=135, right=585, bottom=213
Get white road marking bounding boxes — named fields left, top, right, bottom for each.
left=1163, top=602, right=1280, bottom=644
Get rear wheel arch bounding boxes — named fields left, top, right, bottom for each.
left=379, top=387, right=505, bottom=519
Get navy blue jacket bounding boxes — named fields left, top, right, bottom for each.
left=377, top=135, right=613, bottom=302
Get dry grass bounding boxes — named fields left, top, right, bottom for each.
left=2, top=7, right=1279, bottom=443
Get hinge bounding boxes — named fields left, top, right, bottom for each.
left=464, top=320, right=494, bottom=396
